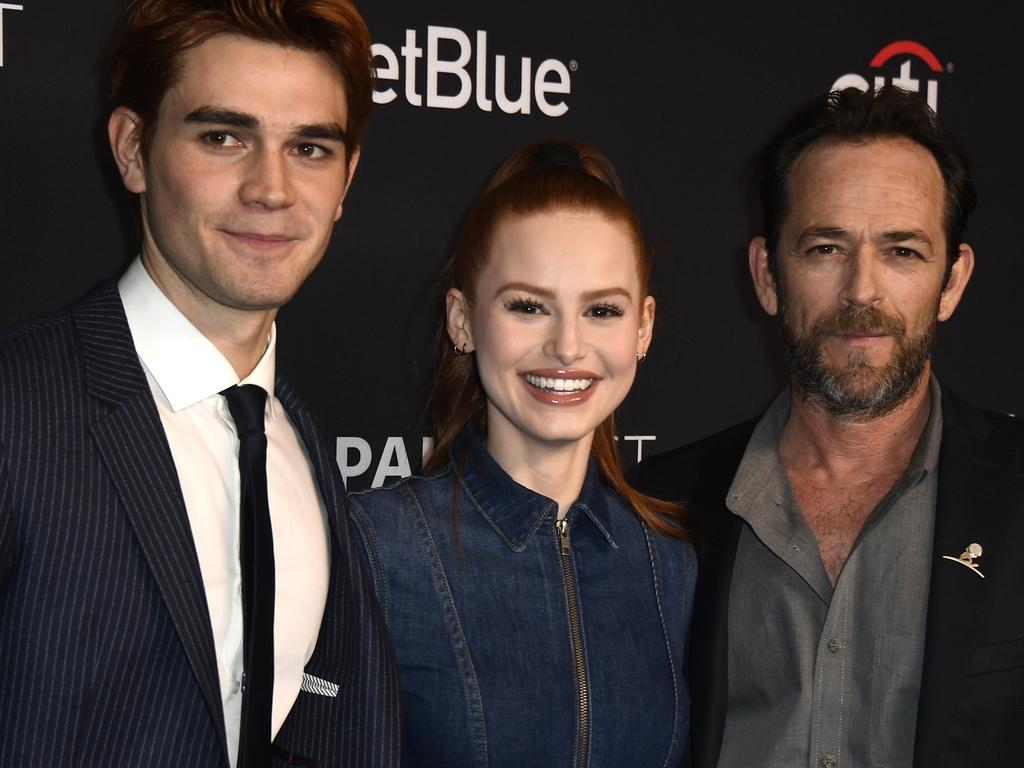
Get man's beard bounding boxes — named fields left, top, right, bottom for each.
left=780, top=303, right=936, bottom=420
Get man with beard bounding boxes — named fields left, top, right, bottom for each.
left=632, top=86, right=1024, bottom=768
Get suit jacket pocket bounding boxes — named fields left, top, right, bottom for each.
left=272, top=744, right=320, bottom=767
left=970, top=637, right=1024, bottom=675
left=959, top=637, right=1024, bottom=714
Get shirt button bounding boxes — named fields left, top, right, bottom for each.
left=827, top=637, right=844, bottom=653
left=821, top=753, right=838, bottom=768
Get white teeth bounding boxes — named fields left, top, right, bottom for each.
left=524, top=374, right=595, bottom=392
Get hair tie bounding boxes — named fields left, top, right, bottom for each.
left=533, top=141, right=584, bottom=172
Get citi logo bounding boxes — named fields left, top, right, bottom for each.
left=832, top=41, right=945, bottom=113
left=372, top=27, right=573, bottom=117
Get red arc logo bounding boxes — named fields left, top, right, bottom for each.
left=870, top=41, right=943, bottom=72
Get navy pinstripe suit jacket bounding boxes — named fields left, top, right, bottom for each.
left=0, top=282, right=400, bottom=767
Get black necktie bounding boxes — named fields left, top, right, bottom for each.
left=222, top=384, right=275, bottom=768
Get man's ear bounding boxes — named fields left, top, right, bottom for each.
left=108, top=107, right=146, bottom=194
left=748, top=235, right=780, bottom=316
left=334, top=146, right=361, bottom=221
left=446, top=288, right=474, bottom=352
left=937, top=243, right=976, bottom=322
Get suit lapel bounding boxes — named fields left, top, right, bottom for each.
left=913, top=389, right=992, bottom=765
left=693, top=503, right=742, bottom=768
left=689, top=425, right=753, bottom=768
left=275, top=376, right=348, bottom=560
left=274, top=377, right=351, bottom=672
left=274, top=381, right=400, bottom=768
left=271, top=377, right=350, bottom=759
left=73, top=284, right=228, bottom=762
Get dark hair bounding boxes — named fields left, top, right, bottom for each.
left=757, top=86, right=977, bottom=274
left=423, top=139, right=687, bottom=540
left=111, top=0, right=374, bottom=155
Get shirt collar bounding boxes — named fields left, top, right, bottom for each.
left=727, top=373, right=945, bottom=521
left=118, top=257, right=277, bottom=416
left=449, top=425, right=618, bottom=551
left=725, top=388, right=792, bottom=525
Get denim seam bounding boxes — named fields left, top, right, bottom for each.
left=574, top=502, right=618, bottom=548
left=681, top=542, right=696, bottom=637
left=348, top=497, right=389, bottom=621
left=644, top=524, right=681, bottom=767
left=406, top=484, right=489, bottom=768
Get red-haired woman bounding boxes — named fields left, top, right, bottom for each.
left=351, top=141, right=694, bottom=767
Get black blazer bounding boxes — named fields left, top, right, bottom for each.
left=631, top=387, right=1024, bottom=768
left=0, top=282, right=399, bottom=767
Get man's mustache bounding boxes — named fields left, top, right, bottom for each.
left=812, top=306, right=906, bottom=338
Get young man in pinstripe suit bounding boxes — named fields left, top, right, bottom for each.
left=0, top=2, right=398, bottom=766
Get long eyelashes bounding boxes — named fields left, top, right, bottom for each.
left=502, top=296, right=625, bottom=318
left=503, top=296, right=546, bottom=314
left=588, top=303, right=624, bottom=318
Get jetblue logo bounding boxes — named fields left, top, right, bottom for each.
left=0, top=3, right=24, bottom=67
left=832, top=40, right=945, bottom=113
left=372, top=27, right=573, bottom=117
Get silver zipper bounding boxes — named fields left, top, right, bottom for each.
left=557, top=517, right=590, bottom=768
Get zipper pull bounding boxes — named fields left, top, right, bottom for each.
left=557, top=518, right=570, bottom=553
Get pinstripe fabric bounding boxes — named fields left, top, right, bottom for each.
left=273, top=386, right=401, bottom=767
left=0, top=282, right=399, bottom=767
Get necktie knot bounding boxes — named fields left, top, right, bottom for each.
left=223, top=384, right=268, bottom=435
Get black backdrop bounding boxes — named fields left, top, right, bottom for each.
left=1, top=1, right=1021, bottom=490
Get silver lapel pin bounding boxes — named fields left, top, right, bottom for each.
left=942, top=542, right=985, bottom=578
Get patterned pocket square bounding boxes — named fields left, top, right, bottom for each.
left=300, top=672, right=340, bottom=698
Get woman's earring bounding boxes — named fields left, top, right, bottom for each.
left=636, top=351, right=647, bottom=363
left=454, top=342, right=470, bottom=355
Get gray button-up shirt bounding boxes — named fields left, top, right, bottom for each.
left=718, top=378, right=943, bottom=768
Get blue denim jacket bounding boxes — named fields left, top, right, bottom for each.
left=351, top=430, right=696, bottom=767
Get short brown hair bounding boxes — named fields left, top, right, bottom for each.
left=757, top=86, right=976, bottom=276
left=111, top=0, right=374, bottom=154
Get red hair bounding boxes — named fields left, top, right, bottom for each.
left=111, top=0, right=374, bottom=154
left=424, top=140, right=688, bottom=540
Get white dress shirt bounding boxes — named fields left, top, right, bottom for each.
left=119, top=258, right=330, bottom=766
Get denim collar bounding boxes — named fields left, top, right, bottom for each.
left=449, top=426, right=619, bottom=552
